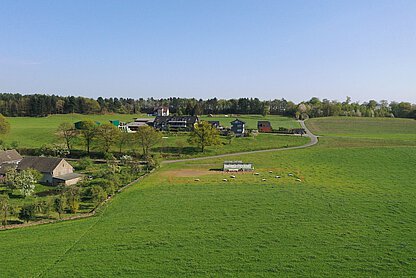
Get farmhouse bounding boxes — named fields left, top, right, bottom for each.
left=230, top=119, right=245, bottom=137
left=153, top=116, right=199, bottom=131
left=223, top=161, right=253, bottom=172
left=257, top=121, right=272, bottom=132
left=17, top=157, right=82, bottom=186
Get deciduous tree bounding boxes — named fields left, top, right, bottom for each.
left=135, top=126, right=161, bottom=157
left=188, top=121, right=220, bottom=152
left=56, top=122, right=78, bottom=153
left=97, top=123, right=120, bottom=153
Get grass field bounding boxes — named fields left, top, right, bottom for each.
left=1, top=117, right=415, bottom=276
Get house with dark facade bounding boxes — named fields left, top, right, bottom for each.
left=230, top=119, right=245, bottom=137
left=257, top=121, right=272, bottom=133
left=153, top=116, right=199, bottom=131
left=17, top=157, right=82, bottom=186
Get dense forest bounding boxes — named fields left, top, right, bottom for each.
left=0, top=93, right=415, bottom=119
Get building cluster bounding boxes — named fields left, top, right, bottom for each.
left=0, top=150, right=82, bottom=186
left=74, top=106, right=306, bottom=136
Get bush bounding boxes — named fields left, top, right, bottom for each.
left=76, top=157, right=94, bottom=171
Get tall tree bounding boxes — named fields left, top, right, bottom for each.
left=56, top=122, right=78, bottom=153
left=0, top=194, right=13, bottom=227
left=0, top=114, right=10, bottom=136
left=97, top=123, right=120, bottom=153
left=135, top=126, right=161, bottom=157
left=78, top=120, right=98, bottom=154
left=188, top=121, right=220, bottom=152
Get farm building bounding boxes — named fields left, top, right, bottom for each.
left=126, top=118, right=154, bottom=132
left=153, top=116, right=199, bottom=131
left=17, top=157, right=82, bottom=186
left=156, top=106, right=169, bottom=116
left=0, top=149, right=23, bottom=176
left=230, top=119, right=245, bottom=137
left=223, top=161, right=253, bottom=172
left=257, top=121, right=272, bottom=132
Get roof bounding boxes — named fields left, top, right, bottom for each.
left=230, top=119, right=246, bottom=124
left=126, top=121, right=149, bottom=127
left=134, top=118, right=154, bottom=123
left=54, top=172, right=83, bottom=181
left=154, top=116, right=199, bottom=124
left=224, top=161, right=252, bottom=165
left=0, top=149, right=22, bottom=164
left=17, top=157, right=66, bottom=173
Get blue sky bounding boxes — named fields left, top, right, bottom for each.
left=1, top=0, right=415, bottom=103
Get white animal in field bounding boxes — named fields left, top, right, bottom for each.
left=288, top=173, right=294, bottom=176
left=296, top=178, right=301, bottom=182
left=275, top=176, right=281, bottom=179
left=222, top=179, right=228, bottom=182
left=268, top=171, right=273, bottom=173
left=262, top=178, right=266, bottom=181
left=254, top=172, right=260, bottom=175
left=230, top=175, right=236, bottom=178
left=194, top=179, right=200, bottom=181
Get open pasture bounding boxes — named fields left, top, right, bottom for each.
left=0, top=117, right=415, bottom=276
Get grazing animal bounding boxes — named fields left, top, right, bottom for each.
left=254, top=172, right=260, bottom=175
left=288, top=173, right=294, bottom=176
left=194, top=179, right=200, bottom=181
left=296, top=178, right=301, bottom=182
left=222, top=179, right=228, bottom=182
left=268, top=171, right=273, bottom=173
left=230, top=175, right=236, bottom=178
left=275, top=176, right=281, bottom=179
left=262, top=178, right=266, bottom=181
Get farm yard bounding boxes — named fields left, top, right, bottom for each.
left=0, top=117, right=415, bottom=276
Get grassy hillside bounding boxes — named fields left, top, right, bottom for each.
left=1, top=117, right=415, bottom=276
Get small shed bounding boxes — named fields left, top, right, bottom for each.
left=223, top=161, right=253, bottom=172
left=257, top=121, right=272, bottom=132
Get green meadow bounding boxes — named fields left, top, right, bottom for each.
left=1, top=117, right=415, bottom=276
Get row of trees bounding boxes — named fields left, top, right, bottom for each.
left=57, top=121, right=161, bottom=156
left=1, top=93, right=415, bottom=119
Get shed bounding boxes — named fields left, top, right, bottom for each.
left=223, top=161, right=253, bottom=172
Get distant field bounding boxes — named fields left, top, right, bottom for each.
left=306, top=117, right=416, bottom=141
left=4, top=114, right=145, bottom=148
left=2, top=116, right=415, bottom=276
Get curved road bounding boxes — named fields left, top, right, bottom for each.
left=162, top=120, right=318, bottom=164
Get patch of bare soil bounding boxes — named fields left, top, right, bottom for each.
left=163, top=169, right=219, bottom=177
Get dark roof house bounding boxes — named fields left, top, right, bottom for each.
left=230, top=119, right=246, bottom=136
left=153, top=116, right=199, bottom=131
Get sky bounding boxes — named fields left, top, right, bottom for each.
left=1, top=0, right=416, bottom=103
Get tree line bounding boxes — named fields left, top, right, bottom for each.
left=0, top=93, right=415, bottom=119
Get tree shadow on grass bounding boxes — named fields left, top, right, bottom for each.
left=152, top=146, right=201, bottom=156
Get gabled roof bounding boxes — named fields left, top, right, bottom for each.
left=17, top=157, right=66, bottom=173
left=230, top=119, right=245, bottom=124
left=0, top=149, right=22, bottom=164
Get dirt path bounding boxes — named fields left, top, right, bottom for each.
left=162, top=120, right=318, bottom=164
